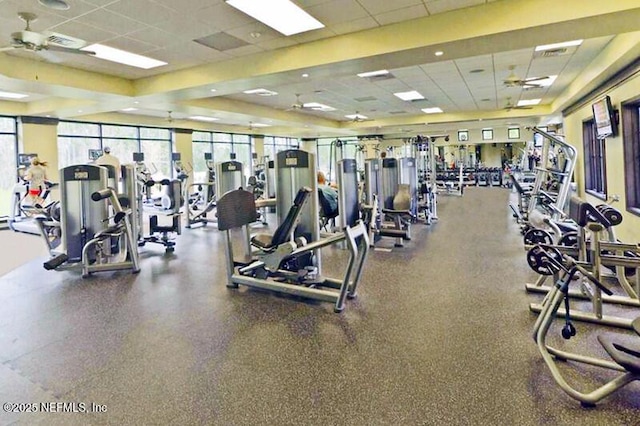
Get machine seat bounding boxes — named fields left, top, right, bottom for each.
left=251, top=187, right=312, bottom=251
left=598, top=333, right=640, bottom=374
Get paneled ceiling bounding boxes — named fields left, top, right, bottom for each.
left=0, top=0, right=639, bottom=138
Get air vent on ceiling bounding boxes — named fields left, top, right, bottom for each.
left=534, top=47, right=576, bottom=58
left=389, top=110, right=407, bottom=115
left=354, top=96, right=377, bottom=102
left=194, top=32, right=249, bottom=51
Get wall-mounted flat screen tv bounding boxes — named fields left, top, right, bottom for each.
left=592, top=95, right=617, bottom=139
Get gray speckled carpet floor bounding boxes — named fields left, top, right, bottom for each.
left=0, top=186, right=638, bottom=425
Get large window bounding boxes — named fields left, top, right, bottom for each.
left=0, top=116, right=18, bottom=217
left=316, top=138, right=358, bottom=182
left=622, top=99, right=640, bottom=214
left=192, top=131, right=253, bottom=183
left=264, top=136, right=298, bottom=162
left=582, top=119, right=607, bottom=198
left=58, top=121, right=172, bottom=178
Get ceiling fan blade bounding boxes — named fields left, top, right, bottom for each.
left=46, top=45, right=95, bottom=55
left=0, top=46, right=19, bottom=52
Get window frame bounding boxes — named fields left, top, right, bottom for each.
left=621, top=97, right=640, bottom=216
left=582, top=118, right=607, bottom=200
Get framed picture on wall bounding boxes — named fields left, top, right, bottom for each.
left=508, top=127, right=520, bottom=139
left=482, top=129, right=493, bottom=140
left=458, top=130, right=469, bottom=142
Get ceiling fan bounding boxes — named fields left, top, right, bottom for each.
left=503, top=97, right=533, bottom=111
left=0, top=12, right=95, bottom=57
left=286, top=93, right=315, bottom=111
left=503, top=65, right=549, bottom=88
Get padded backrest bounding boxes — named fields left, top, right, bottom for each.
left=270, top=187, right=312, bottom=246
left=568, top=196, right=611, bottom=228
left=318, top=188, right=339, bottom=219
left=393, top=184, right=411, bottom=211
left=217, top=188, right=258, bottom=231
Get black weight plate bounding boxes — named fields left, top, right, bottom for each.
left=558, top=231, right=579, bottom=247
left=526, top=245, right=563, bottom=276
left=524, top=228, right=553, bottom=246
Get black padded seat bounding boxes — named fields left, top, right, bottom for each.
left=568, top=196, right=611, bottom=228
left=598, top=333, right=640, bottom=374
left=251, top=187, right=312, bottom=251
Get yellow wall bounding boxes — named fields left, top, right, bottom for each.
left=19, top=120, right=59, bottom=199
left=563, top=72, right=640, bottom=242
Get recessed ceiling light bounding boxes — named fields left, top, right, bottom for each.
left=78, top=110, right=83, bottom=113
left=517, top=99, right=541, bottom=106
left=422, top=107, right=443, bottom=114
left=38, top=0, right=69, bottom=10
left=190, top=116, right=220, bottom=122
left=243, top=88, right=278, bottom=96
left=535, top=39, right=583, bottom=51
left=81, top=44, right=167, bottom=69
left=0, top=90, right=29, bottom=99
left=357, top=70, right=389, bottom=78
left=210, top=89, right=217, bottom=92
left=394, top=90, right=424, bottom=101
left=133, top=101, right=139, bottom=104
left=434, top=51, right=444, bottom=56
left=302, top=73, right=309, bottom=78
left=121, top=108, right=138, bottom=112
left=226, top=0, right=324, bottom=36
left=250, top=32, right=261, bottom=39
left=251, top=122, right=271, bottom=127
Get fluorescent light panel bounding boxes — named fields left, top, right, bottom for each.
left=121, top=107, right=138, bottom=112
left=226, top=0, right=324, bottom=36
left=0, top=90, right=29, bottom=99
left=535, top=39, right=583, bottom=51
left=422, top=107, right=443, bottom=114
left=82, top=44, right=167, bottom=69
left=251, top=123, right=271, bottom=127
left=394, top=90, right=424, bottom=101
left=190, top=116, right=220, bottom=122
left=357, top=70, right=389, bottom=78
left=518, top=99, right=541, bottom=106
left=345, top=113, right=367, bottom=120
left=243, top=88, right=278, bottom=96
left=303, top=102, right=335, bottom=111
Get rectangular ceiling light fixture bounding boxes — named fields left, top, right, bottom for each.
left=190, top=116, right=220, bottom=122
left=518, top=99, right=541, bottom=106
left=82, top=44, right=167, bottom=69
left=226, top=0, right=324, bottom=36
left=345, top=113, right=368, bottom=120
left=251, top=123, right=271, bottom=127
left=0, top=90, right=29, bottom=99
left=303, top=102, right=336, bottom=111
left=394, top=90, right=424, bottom=101
left=535, top=39, right=583, bottom=51
left=357, top=70, right=389, bottom=78
left=422, top=107, right=443, bottom=114
left=121, top=108, right=138, bottom=112
left=243, top=88, right=278, bottom=96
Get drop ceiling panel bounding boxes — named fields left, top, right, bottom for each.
left=425, top=0, right=487, bottom=15
left=358, top=0, right=424, bottom=15
left=307, top=0, right=370, bottom=26
left=150, top=0, right=223, bottom=14
left=76, top=8, right=143, bottom=36
left=0, top=1, right=68, bottom=30
left=106, top=36, right=158, bottom=54
left=49, top=20, right=118, bottom=44
left=330, top=16, right=379, bottom=35
left=106, top=1, right=177, bottom=27
left=373, top=5, right=429, bottom=26
left=195, top=3, right=256, bottom=32
left=125, top=27, right=179, bottom=49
